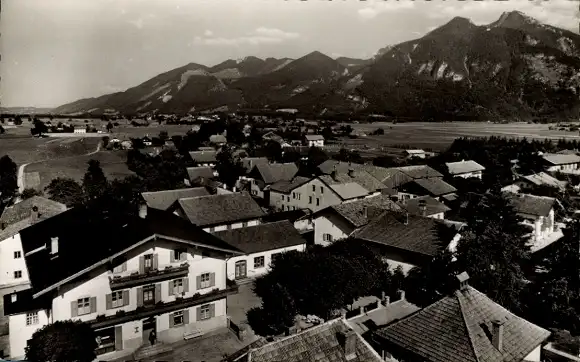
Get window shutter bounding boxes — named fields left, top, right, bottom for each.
left=196, top=275, right=201, bottom=290
left=183, top=277, right=189, bottom=293
left=168, top=281, right=174, bottom=296
left=137, top=287, right=143, bottom=307
left=183, top=309, right=190, bottom=324
left=71, top=301, right=78, bottom=317
left=121, top=261, right=127, bottom=272
left=114, top=326, right=123, bottom=351
left=169, top=313, right=174, bottom=328
left=90, top=297, right=97, bottom=314
left=139, top=256, right=145, bottom=274
left=154, top=284, right=161, bottom=303
left=209, top=273, right=215, bottom=287
left=106, top=294, right=113, bottom=310
left=123, top=290, right=130, bottom=306
left=170, top=251, right=175, bottom=263
left=196, top=306, right=202, bottom=321
left=209, top=303, right=215, bottom=318
left=153, top=254, right=159, bottom=270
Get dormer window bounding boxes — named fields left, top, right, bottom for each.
left=50, top=237, right=59, bottom=255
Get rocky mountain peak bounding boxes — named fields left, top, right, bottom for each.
left=492, top=10, right=539, bottom=28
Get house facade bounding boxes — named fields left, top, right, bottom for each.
left=73, top=128, right=86, bottom=134
left=543, top=153, right=580, bottom=172
left=189, top=151, right=217, bottom=168
left=445, top=160, right=485, bottom=179
left=3, top=205, right=241, bottom=360
left=0, top=231, right=29, bottom=291
left=304, top=135, right=324, bottom=147
left=506, top=193, right=556, bottom=243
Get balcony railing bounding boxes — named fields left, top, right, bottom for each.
left=109, top=262, right=189, bottom=290
left=89, top=282, right=239, bottom=330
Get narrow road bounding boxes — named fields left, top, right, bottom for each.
left=15, top=141, right=101, bottom=201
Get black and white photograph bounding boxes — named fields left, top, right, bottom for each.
left=0, top=0, right=579, bottom=361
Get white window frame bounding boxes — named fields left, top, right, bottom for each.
left=200, top=273, right=211, bottom=289
left=77, top=297, right=91, bottom=315
left=144, top=254, right=153, bottom=268
left=200, top=304, right=211, bottom=320
left=14, top=251, right=21, bottom=259
left=111, top=291, right=124, bottom=308
left=143, top=286, right=154, bottom=303
left=173, top=310, right=184, bottom=326
left=254, top=256, right=265, bottom=268
left=323, top=233, right=333, bottom=242
left=26, top=312, right=39, bottom=326
left=173, top=249, right=184, bottom=261
left=173, top=278, right=184, bottom=294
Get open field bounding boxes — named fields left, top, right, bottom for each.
left=340, top=122, right=580, bottom=151
left=0, top=135, right=102, bottom=165
left=25, top=150, right=134, bottom=191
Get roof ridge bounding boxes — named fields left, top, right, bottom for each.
left=142, top=187, right=204, bottom=195
left=455, top=289, right=482, bottom=362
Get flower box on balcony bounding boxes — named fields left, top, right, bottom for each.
left=96, top=314, right=107, bottom=321
left=109, top=263, right=190, bottom=290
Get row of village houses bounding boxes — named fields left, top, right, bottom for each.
left=0, top=149, right=578, bottom=361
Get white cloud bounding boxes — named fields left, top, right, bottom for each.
left=358, top=1, right=415, bottom=20
left=204, top=30, right=213, bottom=37
left=193, top=27, right=300, bottom=46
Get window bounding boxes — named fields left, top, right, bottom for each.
left=254, top=256, right=265, bottom=268
left=200, top=304, right=211, bottom=320
left=312, top=185, right=316, bottom=192
left=292, top=192, right=296, bottom=199
left=200, top=273, right=211, bottom=289
left=316, top=198, right=320, bottom=206
left=77, top=297, right=91, bottom=315
left=14, top=271, right=22, bottom=279
left=14, top=251, right=21, bottom=259
left=26, top=312, right=39, bottom=326
left=296, top=193, right=301, bottom=200
left=320, top=186, right=324, bottom=194
left=323, top=233, right=333, bottom=242
left=309, top=196, right=313, bottom=204
left=173, top=249, right=186, bottom=261
left=173, top=278, right=184, bottom=294
left=242, top=222, right=248, bottom=227
left=111, top=291, right=124, bottom=308
left=173, top=310, right=184, bottom=326
left=144, top=254, right=153, bottom=269
left=271, top=253, right=281, bottom=263
left=287, top=196, right=290, bottom=202
left=143, top=285, right=155, bottom=305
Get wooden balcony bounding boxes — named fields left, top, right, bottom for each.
left=109, top=263, right=189, bottom=290
left=89, top=282, right=239, bottom=330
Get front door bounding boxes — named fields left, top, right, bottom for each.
left=235, top=261, right=247, bottom=279
left=142, top=316, right=156, bottom=345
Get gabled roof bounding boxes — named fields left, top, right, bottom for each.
left=253, top=163, right=299, bottom=184
left=305, top=134, right=324, bottom=141
left=189, top=150, right=217, bottom=164
left=542, top=153, right=580, bottom=166
left=375, top=285, right=551, bottom=362
left=268, top=176, right=313, bottom=194
left=262, top=209, right=312, bottom=224
left=397, top=196, right=451, bottom=217
left=18, top=202, right=242, bottom=297
left=352, top=212, right=459, bottom=257
left=176, top=192, right=265, bottom=227
left=405, top=178, right=457, bottom=197
left=241, top=157, right=269, bottom=173
left=446, top=160, right=485, bottom=175
left=210, top=134, right=227, bottom=144
left=186, top=167, right=215, bottom=182
left=319, top=170, right=387, bottom=193
left=141, top=187, right=210, bottom=211
left=213, top=220, right=306, bottom=254
left=328, top=183, right=370, bottom=201
left=520, top=172, right=566, bottom=190
left=317, top=161, right=411, bottom=190
left=240, top=318, right=383, bottom=362
left=315, top=195, right=402, bottom=228
left=0, top=196, right=67, bottom=226
left=395, top=165, right=443, bottom=179
left=505, top=193, right=556, bottom=217
left=347, top=298, right=420, bottom=335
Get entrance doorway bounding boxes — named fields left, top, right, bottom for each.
left=142, top=316, right=156, bottom=345
left=235, top=260, right=247, bottom=279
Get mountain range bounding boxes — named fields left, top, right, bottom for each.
left=53, top=11, right=580, bottom=120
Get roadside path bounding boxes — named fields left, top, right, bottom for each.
left=15, top=141, right=101, bottom=201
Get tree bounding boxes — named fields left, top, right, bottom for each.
left=215, top=146, right=245, bottom=189
left=226, top=121, right=245, bottom=145
left=25, top=320, right=97, bottom=362
left=158, top=130, right=169, bottom=141
left=403, top=250, right=457, bottom=307
left=45, top=178, right=85, bottom=207
left=0, top=125, right=4, bottom=134
left=31, top=119, right=48, bottom=136
left=83, top=160, right=108, bottom=200
left=0, top=155, right=18, bottom=201
left=21, top=188, right=43, bottom=199
left=263, top=140, right=282, bottom=163
left=106, top=122, right=114, bottom=132
left=101, top=136, right=110, bottom=149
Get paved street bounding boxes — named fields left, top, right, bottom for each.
left=227, top=280, right=261, bottom=325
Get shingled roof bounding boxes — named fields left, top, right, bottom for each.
left=269, top=176, right=312, bottom=193
left=520, top=172, right=567, bottom=190
left=239, top=318, right=383, bottom=362
left=316, top=195, right=402, bottom=228
left=352, top=212, right=459, bottom=257
left=254, top=163, right=299, bottom=184
left=404, top=178, right=457, bottom=197
left=176, top=192, right=265, bottom=227
left=305, top=134, right=324, bottom=141
left=374, top=279, right=550, bottom=362
left=397, top=196, right=451, bottom=217
left=141, top=187, right=210, bottom=211
left=189, top=150, right=217, bottom=164
left=446, top=160, right=485, bottom=175
left=186, top=167, right=215, bottom=182
left=542, top=153, right=580, bottom=166
left=320, top=170, right=386, bottom=193
left=241, top=157, right=269, bottom=173
left=0, top=196, right=67, bottom=226
left=395, top=165, right=443, bottom=179
left=505, top=193, right=556, bottom=217
left=213, top=220, right=306, bottom=254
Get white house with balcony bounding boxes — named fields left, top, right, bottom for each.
left=304, top=135, right=324, bottom=147
left=542, top=153, right=580, bottom=173
left=446, top=160, right=485, bottom=179
left=2, top=202, right=242, bottom=360
left=505, top=193, right=557, bottom=251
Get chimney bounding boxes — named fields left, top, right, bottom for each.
left=381, top=291, right=390, bottom=306
left=331, top=165, right=337, bottom=180
left=404, top=212, right=409, bottom=225
left=338, top=330, right=357, bottom=361
left=139, top=203, right=148, bottom=219
left=456, top=271, right=470, bottom=291
left=399, top=290, right=405, bottom=301
left=30, top=206, right=40, bottom=224
left=348, top=168, right=355, bottom=178
left=50, top=237, right=59, bottom=255
left=492, top=320, right=504, bottom=351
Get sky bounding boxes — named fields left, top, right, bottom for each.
left=1, top=0, right=578, bottom=108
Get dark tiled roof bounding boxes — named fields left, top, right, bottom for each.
left=542, top=153, right=580, bottom=165
left=141, top=187, right=210, bottom=211
left=263, top=209, right=312, bottom=223
left=241, top=157, right=269, bottom=173
left=320, top=195, right=402, bottom=228
left=505, top=193, right=556, bottom=217
left=347, top=299, right=420, bottom=335
left=446, top=160, right=485, bottom=175
left=520, top=173, right=566, bottom=190
left=177, top=192, right=265, bottom=227
left=3, top=288, right=52, bottom=316
left=269, top=176, right=312, bottom=193
left=222, top=338, right=269, bottom=362
left=407, top=178, right=457, bottom=197
left=254, top=163, right=299, bottom=184
left=397, top=196, right=451, bottom=217
left=395, top=165, right=443, bottom=179
left=0, top=196, right=67, bottom=226
left=189, top=150, right=217, bottom=164
left=352, top=212, right=458, bottom=257
left=247, top=318, right=383, bottom=362
left=186, top=167, right=215, bottom=182
left=320, top=170, right=386, bottom=193
left=213, top=221, right=306, bottom=254
left=305, top=135, right=324, bottom=141
left=18, top=202, right=242, bottom=296
left=326, top=182, right=369, bottom=200
left=375, top=285, right=551, bottom=362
